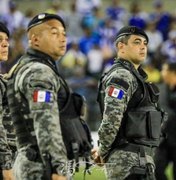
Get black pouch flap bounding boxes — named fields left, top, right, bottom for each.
left=146, top=83, right=160, bottom=103
left=126, top=111, right=147, bottom=138
left=148, top=111, right=162, bottom=139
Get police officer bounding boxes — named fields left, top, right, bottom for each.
left=7, top=13, right=68, bottom=180
left=0, top=22, right=14, bottom=180
left=92, top=26, right=165, bottom=180
left=154, top=62, right=176, bottom=180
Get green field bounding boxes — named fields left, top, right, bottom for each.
left=73, top=163, right=173, bottom=180
left=74, top=165, right=106, bottom=180
left=166, top=163, right=174, bottom=180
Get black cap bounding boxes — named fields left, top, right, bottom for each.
left=27, top=13, right=65, bottom=31
left=0, top=22, right=10, bottom=37
left=115, top=26, right=149, bottom=43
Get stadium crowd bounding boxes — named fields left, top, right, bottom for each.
left=0, top=0, right=176, bottom=130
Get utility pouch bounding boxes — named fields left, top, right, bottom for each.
left=125, top=111, right=147, bottom=138
left=146, top=83, right=160, bottom=103
left=60, top=92, right=92, bottom=160
left=126, top=110, right=162, bottom=140
left=26, top=146, right=40, bottom=162
left=147, top=111, right=162, bottom=139
left=125, top=166, right=146, bottom=180
left=72, top=92, right=85, bottom=116
left=130, top=166, right=146, bottom=175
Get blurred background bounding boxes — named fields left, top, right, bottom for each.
left=1, top=0, right=176, bottom=179
left=0, top=0, right=176, bottom=131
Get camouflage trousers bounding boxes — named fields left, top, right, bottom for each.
left=13, top=148, right=44, bottom=180
left=13, top=148, right=73, bottom=180
left=104, top=150, right=155, bottom=180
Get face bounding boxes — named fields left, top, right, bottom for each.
left=0, top=32, right=9, bottom=61
left=118, top=35, right=148, bottom=65
left=31, top=19, right=66, bottom=60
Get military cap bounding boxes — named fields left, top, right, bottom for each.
left=0, top=22, right=10, bottom=37
left=27, top=13, right=65, bottom=31
left=115, top=26, right=149, bottom=43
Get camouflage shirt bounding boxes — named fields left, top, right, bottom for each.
left=98, top=59, right=138, bottom=158
left=0, top=75, right=12, bottom=170
left=8, top=48, right=68, bottom=176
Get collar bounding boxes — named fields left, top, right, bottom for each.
left=115, top=58, right=148, bottom=80
left=26, top=48, right=57, bottom=69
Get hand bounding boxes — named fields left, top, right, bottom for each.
left=91, top=148, right=104, bottom=167
left=2, top=169, right=14, bottom=180
left=52, top=174, right=67, bottom=180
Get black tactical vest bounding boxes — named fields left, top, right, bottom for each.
left=97, top=59, right=166, bottom=148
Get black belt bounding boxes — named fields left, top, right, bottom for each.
left=115, top=143, right=154, bottom=156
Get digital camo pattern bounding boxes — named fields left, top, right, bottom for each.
left=13, top=148, right=44, bottom=180
left=98, top=67, right=137, bottom=157
left=105, top=150, right=138, bottom=180
left=0, top=76, right=12, bottom=169
left=12, top=61, right=68, bottom=178
left=1, top=76, right=16, bottom=149
left=2, top=98, right=16, bottom=147
left=98, top=65, right=155, bottom=179
left=104, top=150, right=155, bottom=180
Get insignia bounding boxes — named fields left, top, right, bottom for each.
left=33, top=90, right=52, bottom=102
left=38, top=14, right=45, bottom=20
left=108, top=86, right=124, bottom=100
left=130, top=27, right=136, bottom=33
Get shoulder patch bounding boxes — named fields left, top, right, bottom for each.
left=110, top=78, right=129, bottom=91
left=33, top=90, right=53, bottom=103
left=108, top=86, right=124, bottom=99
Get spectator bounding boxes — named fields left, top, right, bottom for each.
left=128, top=1, right=149, bottom=29
left=161, top=30, right=176, bottom=63
left=154, top=62, right=176, bottom=180
left=105, top=0, right=128, bottom=30
left=1, top=0, right=24, bottom=34
left=149, top=0, right=172, bottom=40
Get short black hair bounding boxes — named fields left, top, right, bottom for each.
left=27, top=13, right=65, bottom=31
left=0, top=22, right=10, bottom=37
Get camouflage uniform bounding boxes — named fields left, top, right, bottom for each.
left=0, top=76, right=13, bottom=176
left=98, top=59, right=156, bottom=180
left=7, top=49, right=68, bottom=180
left=1, top=76, right=16, bottom=149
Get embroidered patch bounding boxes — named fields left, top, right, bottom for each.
left=108, top=86, right=124, bottom=99
left=33, top=90, right=52, bottom=102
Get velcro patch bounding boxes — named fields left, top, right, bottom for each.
left=33, top=90, right=52, bottom=102
left=110, top=78, right=129, bottom=91
left=108, top=86, right=124, bottom=99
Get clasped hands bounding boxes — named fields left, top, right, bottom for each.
left=91, top=148, right=104, bottom=167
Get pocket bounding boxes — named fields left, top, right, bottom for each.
left=126, top=111, right=147, bottom=138
left=148, top=111, right=162, bottom=139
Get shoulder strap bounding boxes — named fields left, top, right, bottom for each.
left=98, top=62, right=120, bottom=95
left=97, top=62, right=121, bottom=114
left=118, top=60, right=147, bottom=107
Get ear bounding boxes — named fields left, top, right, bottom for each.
left=117, top=42, right=124, bottom=50
left=31, top=34, right=39, bottom=47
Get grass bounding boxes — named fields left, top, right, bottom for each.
left=166, top=163, right=173, bottom=180
left=73, top=164, right=106, bottom=180
left=73, top=163, right=174, bottom=180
